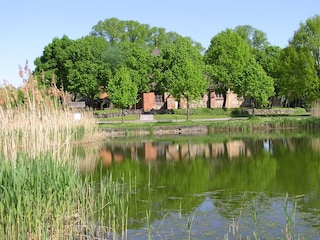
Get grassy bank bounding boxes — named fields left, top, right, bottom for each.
left=98, top=115, right=320, bottom=138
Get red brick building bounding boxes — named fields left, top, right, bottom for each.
left=140, top=89, right=245, bottom=112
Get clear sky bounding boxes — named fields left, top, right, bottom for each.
left=0, top=0, right=318, bottom=87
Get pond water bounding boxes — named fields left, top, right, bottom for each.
left=81, top=131, right=320, bottom=239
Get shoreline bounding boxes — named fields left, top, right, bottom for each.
left=99, top=116, right=318, bottom=138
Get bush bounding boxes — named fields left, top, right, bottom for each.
left=173, top=108, right=232, bottom=116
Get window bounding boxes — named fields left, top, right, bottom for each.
left=155, top=94, right=163, bottom=103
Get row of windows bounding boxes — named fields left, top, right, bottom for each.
left=154, top=93, right=224, bottom=103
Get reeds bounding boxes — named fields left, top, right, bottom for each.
left=0, top=155, right=130, bottom=239
left=0, top=68, right=99, bottom=162
left=0, top=67, right=129, bottom=239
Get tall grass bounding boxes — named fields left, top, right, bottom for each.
left=0, top=155, right=130, bottom=239
left=0, top=69, right=131, bottom=239
left=0, top=69, right=99, bottom=162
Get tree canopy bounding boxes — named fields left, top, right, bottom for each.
left=152, top=37, right=208, bottom=96
left=234, top=25, right=270, bottom=51
left=107, top=66, right=138, bottom=122
left=32, top=15, right=320, bottom=111
left=204, top=28, right=274, bottom=107
left=204, top=29, right=253, bottom=93
left=34, top=35, right=110, bottom=100
left=277, top=15, right=320, bottom=106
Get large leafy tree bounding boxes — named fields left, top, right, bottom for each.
left=278, top=45, right=316, bottom=107
left=107, top=67, right=138, bottom=122
left=204, top=29, right=253, bottom=105
left=34, top=35, right=74, bottom=88
left=235, top=25, right=281, bottom=102
left=91, top=17, right=204, bottom=50
left=91, top=17, right=153, bottom=47
left=290, top=15, right=320, bottom=102
left=34, top=35, right=110, bottom=101
left=292, top=15, right=320, bottom=80
left=204, top=29, right=274, bottom=108
left=152, top=37, right=208, bottom=119
left=235, top=59, right=274, bottom=113
left=256, top=46, right=282, bottom=103
left=116, top=42, right=153, bottom=93
left=66, top=36, right=111, bottom=100
left=90, top=17, right=126, bottom=46
left=279, top=15, right=320, bottom=106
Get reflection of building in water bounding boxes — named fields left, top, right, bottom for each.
left=166, top=144, right=180, bottom=161
left=144, top=141, right=157, bottom=161
left=99, top=149, right=124, bottom=166
left=100, top=149, right=113, bottom=166
left=226, top=140, right=249, bottom=159
left=211, top=143, right=225, bottom=158
left=99, top=140, right=252, bottom=166
left=311, top=138, right=320, bottom=153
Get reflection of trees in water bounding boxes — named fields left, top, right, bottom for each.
left=94, top=135, right=320, bottom=231
left=209, top=190, right=273, bottom=220
left=72, top=143, right=102, bottom=172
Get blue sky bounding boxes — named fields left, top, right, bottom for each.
left=0, top=0, right=318, bottom=87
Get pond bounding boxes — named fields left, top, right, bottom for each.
left=80, top=131, right=320, bottom=239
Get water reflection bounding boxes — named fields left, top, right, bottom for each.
left=99, top=139, right=252, bottom=165
left=79, top=133, right=320, bottom=238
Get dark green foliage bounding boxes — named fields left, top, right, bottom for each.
left=277, top=15, right=320, bottom=107
left=173, top=107, right=233, bottom=116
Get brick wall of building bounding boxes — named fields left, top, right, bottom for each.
left=142, top=92, right=155, bottom=112
left=165, top=93, right=178, bottom=109
left=143, top=90, right=246, bottom=110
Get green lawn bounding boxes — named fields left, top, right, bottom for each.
left=95, top=107, right=310, bottom=124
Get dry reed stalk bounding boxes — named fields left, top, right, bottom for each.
left=0, top=64, right=99, bottom=162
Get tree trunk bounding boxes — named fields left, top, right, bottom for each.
left=222, top=92, right=227, bottom=108
left=121, top=108, right=124, bottom=123
left=250, top=98, right=255, bottom=117
left=187, top=96, right=190, bottom=121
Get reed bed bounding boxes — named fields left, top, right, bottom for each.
left=0, top=72, right=99, bottom=162
left=0, top=71, right=130, bottom=239
left=0, top=155, right=130, bottom=239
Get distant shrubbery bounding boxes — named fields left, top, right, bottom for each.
left=173, top=108, right=233, bottom=116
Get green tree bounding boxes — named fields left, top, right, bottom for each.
left=65, top=36, right=111, bottom=100
left=291, top=15, right=320, bottom=80
left=234, top=25, right=270, bottom=52
left=107, top=67, right=138, bottom=122
left=278, top=45, right=316, bottom=107
left=204, top=29, right=254, bottom=106
left=34, top=35, right=74, bottom=88
left=278, top=15, right=320, bottom=107
left=116, top=42, right=153, bottom=93
left=34, top=35, right=111, bottom=102
left=173, top=58, right=208, bottom=119
left=234, top=25, right=281, bottom=106
left=91, top=17, right=201, bottom=50
left=152, top=37, right=208, bottom=119
left=235, top=59, right=274, bottom=114
left=90, top=17, right=126, bottom=46
left=256, top=46, right=282, bottom=105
